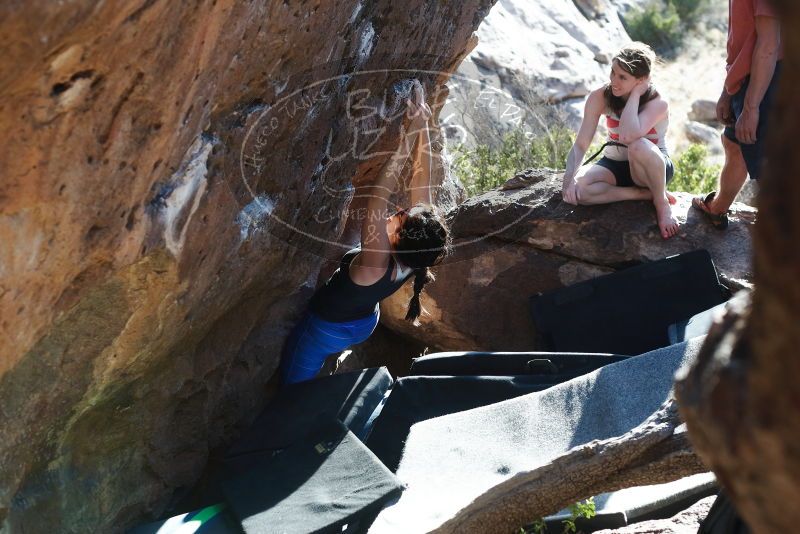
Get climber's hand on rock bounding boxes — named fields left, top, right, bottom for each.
left=406, top=100, right=431, bottom=122
left=406, top=85, right=431, bottom=123
left=562, top=179, right=579, bottom=205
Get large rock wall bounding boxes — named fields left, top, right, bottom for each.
left=0, top=1, right=494, bottom=531
left=465, top=0, right=634, bottom=102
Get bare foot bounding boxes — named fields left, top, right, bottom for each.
left=638, top=188, right=676, bottom=204
left=655, top=200, right=680, bottom=239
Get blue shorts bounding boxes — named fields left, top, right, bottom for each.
left=723, top=62, right=781, bottom=180
left=280, top=310, right=379, bottom=385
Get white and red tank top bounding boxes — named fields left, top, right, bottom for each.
left=603, top=108, right=669, bottom=161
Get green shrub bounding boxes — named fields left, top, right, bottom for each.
left=520, top=498, right=597, bottom=534
left=670, top=143, right=720, bottom=194
left=562, top=498, right=597, bottom=534
left=527, top=518, right=547, bottom=534
left=624, top=1, right=682, bottom=52
left=451, top=127, right=575, bottom=197
left=670, top=0, right=707, bottom=23
left=623, top=0, right=708, bottom=53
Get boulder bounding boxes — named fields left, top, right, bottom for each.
left=441, top=0, right=641, bottom=146
left=685, top=121, right=722, bottom=150
left=380, top=172, right=754, bottom=351
left=689, top=99, right=719, bottom=123
left=0, top=0, right=493, bottom=530
left=464, top=0, right=633, bottom=102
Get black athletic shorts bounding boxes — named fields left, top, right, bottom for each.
left=595, top=150, right=674, bottom=188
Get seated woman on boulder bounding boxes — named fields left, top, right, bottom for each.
left=280, top=86, right=451, bottom=385
left=561, top=42, right=679, bottom=239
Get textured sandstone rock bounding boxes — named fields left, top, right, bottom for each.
left=0, top=0, right=493, bottom=531
left=381, top=172, right=754, bottom=351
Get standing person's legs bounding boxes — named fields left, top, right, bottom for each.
left=627, top=139, right=680, bottom=238
left=733, top=62, right=780, bottom=182
left=707, top=134, right=749, bottom=214
left=280, top=311, right=379, bottom=385
left=697, top=63, right=780, bottom=221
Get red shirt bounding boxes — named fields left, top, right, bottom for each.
left=725, top=0, right=782, bottom=94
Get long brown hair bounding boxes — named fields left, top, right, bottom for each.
left=604, top=42, right=660, bottom=116
left=393, top=204, right=452, bottom=325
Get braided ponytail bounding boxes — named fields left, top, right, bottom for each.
left=394, top=203, right=451, bottom=325
left=405, top=267, right=435, bottom=325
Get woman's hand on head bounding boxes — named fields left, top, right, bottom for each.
left=631, top=76, right=650, bottom=98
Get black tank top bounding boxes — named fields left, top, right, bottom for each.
left=309, top=248, right=413, bottom=322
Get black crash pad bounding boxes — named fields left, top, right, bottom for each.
left=668, top=301, right=729, bottom=344
left=366, top=375, right=560, bottom=472
left=530, top=249, right=728, bottom=355
left=373, top=353, right=630, bottom=472
left=225, top=367, right=392, bottom=461
left=410, top=351, right=628, bottom=377
left=222, top=418, right=402, bottom=534
left=161, top=368, right=393, bottom=519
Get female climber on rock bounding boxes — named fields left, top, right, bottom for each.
left=561, top=42, right=679, bottom=239
left=280, top=85, right=451, bottom=385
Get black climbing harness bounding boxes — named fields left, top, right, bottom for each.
left=581, top=141, right=626, bottom=166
